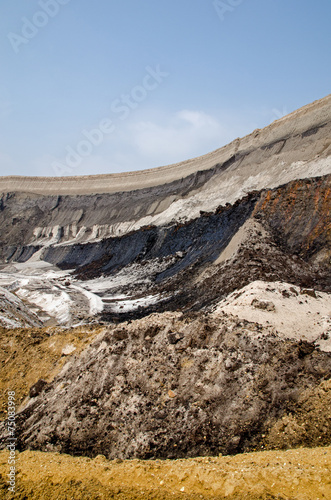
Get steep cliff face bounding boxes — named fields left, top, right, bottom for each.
left=0, top=167, right=218, bottom=256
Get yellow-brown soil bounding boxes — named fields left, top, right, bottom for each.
left=0, top=325, right=103, bottom=419
left=264, top=379, right=331, bottom=450
left=0, top=446, right=330, bottom=499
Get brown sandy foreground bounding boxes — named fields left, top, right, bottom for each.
left=0, top=447, right=330, bottom=499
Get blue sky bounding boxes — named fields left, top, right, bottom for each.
left=0, top=0, right=330, bottom=177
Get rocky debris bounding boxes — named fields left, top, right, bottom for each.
left=0, top=175, right=329, bottom=327
left=29, top=379, right=48, bottom=398
left=301, top=288, right=317, bottom=298
left=0, top=97, right=330, bottom=475
left=251, top=298, right=276, bottom=311
left=263, top=379, right=331, bottom=450
left=0, top=286, right=43, bottom=328
left=61, top=344, right=76, bottom=356
left=77, top=177, right=329, bottom=323
left=253, top=175, right=331, bottom=266
left=2, top=311, right=329, bottom=460
left=124, top=213, right=330, bottom=327
left=46, top=190, right=258, bottom=278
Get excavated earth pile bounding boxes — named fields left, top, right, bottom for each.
left=1, top=313, right=330, bottom=460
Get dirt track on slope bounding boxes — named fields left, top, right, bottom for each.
left=0, top=446, right=330, bottom=499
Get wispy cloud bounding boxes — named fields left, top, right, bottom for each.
left=1, top=106, right=283, bottom=177
left=123, top=110, right=227, bottom=167
left=46, top=109, right=255, bottom=175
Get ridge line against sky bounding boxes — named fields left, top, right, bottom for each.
left=0, top=0, right=330, bottom=177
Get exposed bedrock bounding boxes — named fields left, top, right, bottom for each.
left=43, top=193, right=258, bottom=275
left=0, top=166, right=220, bottom=253
left=253, top=175, right=331, bottom=264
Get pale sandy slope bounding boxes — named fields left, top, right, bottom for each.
left=214, top=280, right=331, bottom=352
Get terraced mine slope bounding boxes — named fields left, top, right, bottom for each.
left=0, top=95, right=330, bottom=497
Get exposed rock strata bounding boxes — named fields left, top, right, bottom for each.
left=0, top=176, right=330, bottom=326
